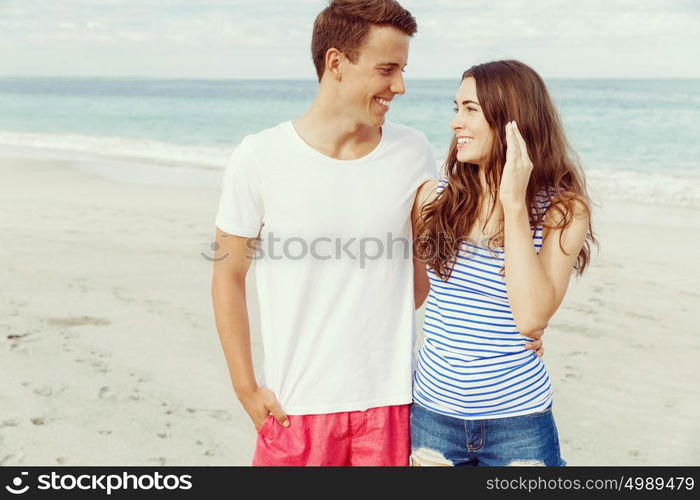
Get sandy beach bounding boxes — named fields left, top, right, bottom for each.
left=2, top=148, right=699, bottom=466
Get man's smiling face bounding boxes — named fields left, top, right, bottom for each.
left=337, top=24, right=409, bottom=127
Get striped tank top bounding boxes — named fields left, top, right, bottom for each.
left=413, top=179, right=555, bottom=420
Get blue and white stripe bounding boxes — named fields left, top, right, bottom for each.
left=413, top=179, right=556, bottom=419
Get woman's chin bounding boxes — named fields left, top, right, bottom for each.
left=456, top=154, right=477, bottom=164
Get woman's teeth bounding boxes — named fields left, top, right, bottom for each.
left=457, top=137, right=473, bottom=144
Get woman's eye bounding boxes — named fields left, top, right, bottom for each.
left=467, top=107, right=477, bottom=112
left=453, top=107, right=458, bottom=113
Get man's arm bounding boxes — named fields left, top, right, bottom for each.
left=411, top=179, right=438, bottom=310
left=211, top=227, right=289, bottom=429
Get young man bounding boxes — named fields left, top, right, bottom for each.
left=212, top=0, right=541, bottom=466
left=212, top=0, right=427, bottom=466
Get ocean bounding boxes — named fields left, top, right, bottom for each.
left=0, top=78, right=698, bottom=207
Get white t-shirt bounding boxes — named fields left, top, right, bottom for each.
left=215, top=120, right=434, bottom=415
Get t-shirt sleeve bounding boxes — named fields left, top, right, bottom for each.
left=214, top=139, right=264, bottom=237
left=416, top=132, right=438, bottom=185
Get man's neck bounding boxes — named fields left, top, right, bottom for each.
left=292, top=89, right=382, bottom=161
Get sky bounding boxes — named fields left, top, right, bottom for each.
left=1, top=0, right=699, bottom=79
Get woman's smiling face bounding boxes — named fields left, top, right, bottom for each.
left=450, top=77, right=493, bottom=165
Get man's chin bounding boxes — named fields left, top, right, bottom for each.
left=357, top=113, right=385, bottom=129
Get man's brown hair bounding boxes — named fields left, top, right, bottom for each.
left=311, top=0, right=417, bottom=81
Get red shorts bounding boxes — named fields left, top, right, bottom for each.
left=252, top=404, right=410, bottom=466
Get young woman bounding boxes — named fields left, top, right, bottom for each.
left=410, top=60, right=596, bottom=466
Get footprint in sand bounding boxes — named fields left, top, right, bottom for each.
left=112, top=288, right=135, bottom=303
left=47, top=316, right=111, bottom=327
left=0, top=419, right=20, bottom=429
left=624, top=311, right=658, bottom=322
left=75, top=357, right=110, bottom=374
left=98, top=386, right=141, bottom=402
left=33, top=385, right=65, bottom=397
left=128, top=370, right=151, bottom=384
left=569, top=304, right=596, bottom=315
left=194, top=441, right=219, bottom=457
left=185, top=408, right=232, bottom=421
left=0, top=454, right=22, bottom=466
left=128, top=389, right=141, bottom=401
left=145, top=298, right=169, bottom=307
left=58, top=330, right=79, bottom=341
left=68, top=283, right=91, bottom=294
left=7, top=332, right=41, bottom=348
left=98, top=386, right=117, bottom=401
left=6, top=332, right=29, bottom=341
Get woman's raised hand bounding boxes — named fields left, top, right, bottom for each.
left=499, top=121, right=533, bottom=211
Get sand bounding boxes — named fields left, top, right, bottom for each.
left=1, top=148, right=698, bottom=465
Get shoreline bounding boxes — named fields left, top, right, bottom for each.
left=3, top=136, right=700, bottom=211
left=1, top=149, right=698, bottom=465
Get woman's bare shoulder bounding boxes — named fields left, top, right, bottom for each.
left=416, top=178, right=440, bottom=207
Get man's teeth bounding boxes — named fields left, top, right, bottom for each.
left=457, top=137, right=473, bottom=144
left=375, top=98, right=390, bottom=107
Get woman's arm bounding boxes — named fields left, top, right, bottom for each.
left=503, top=198, right=590, bottom=336
left=500, top=121, right=590, bottom=335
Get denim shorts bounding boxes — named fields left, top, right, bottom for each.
left=410, top=403, right=566, bottom=466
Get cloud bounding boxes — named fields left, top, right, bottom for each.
left=0, top=0, right=698, bottom=77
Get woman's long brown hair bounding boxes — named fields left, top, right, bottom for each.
left=415, top=60, right=596, bottom=281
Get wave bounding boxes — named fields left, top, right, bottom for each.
left=1, top=130, right=698, bottom=209
left=0, top=130, right=232, bottom=169
left=585, top=168, right=700, bottom=210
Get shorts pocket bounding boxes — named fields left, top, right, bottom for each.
left=257, top=415, right=275, bottom=440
